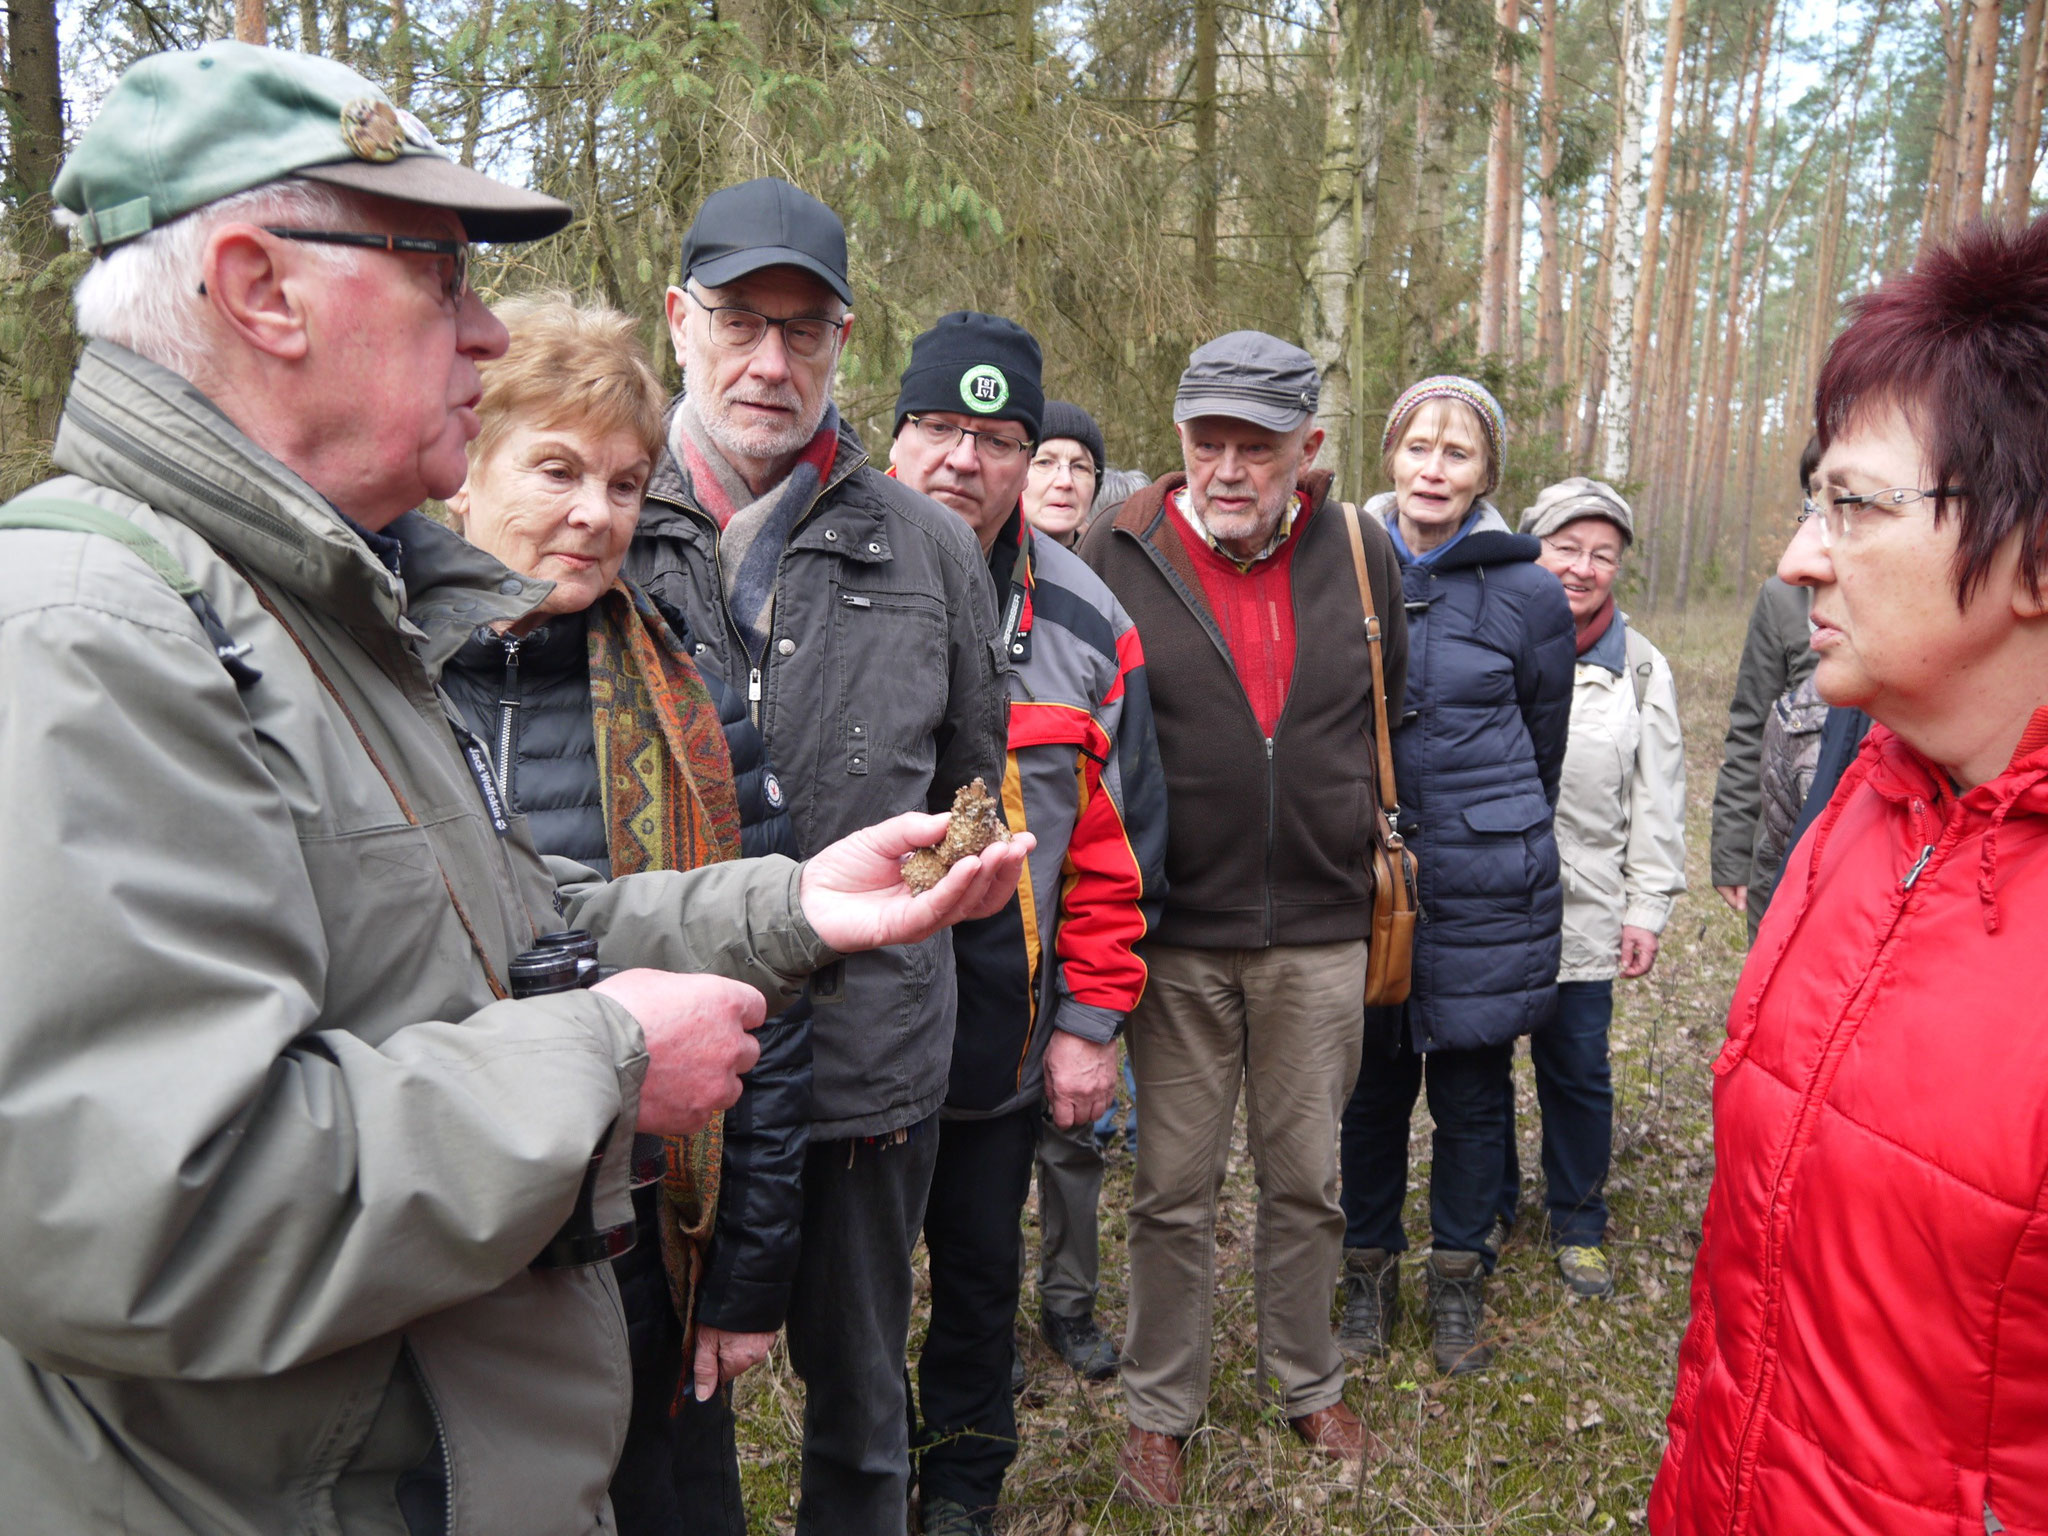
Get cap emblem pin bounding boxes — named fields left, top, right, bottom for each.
left=340, top=99, right=406, bottom=163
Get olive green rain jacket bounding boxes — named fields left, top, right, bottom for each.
left=0, top=342, right=830, bottom=1535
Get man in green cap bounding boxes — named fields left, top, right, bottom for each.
left=0, top=42, right=1030, bottom=1536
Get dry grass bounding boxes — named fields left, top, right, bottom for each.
left=733, top=600, right=1757, bottom=1535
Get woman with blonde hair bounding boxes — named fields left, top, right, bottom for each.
left=441, top=295, right=804, bottom=1536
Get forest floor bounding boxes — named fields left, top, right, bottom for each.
left=732, top=598, right=1757, bottom=1535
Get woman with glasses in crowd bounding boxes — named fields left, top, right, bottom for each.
left=1653, top=219, right=2048, bottom=1536
left=440, top=295, right=807, bottom=1536
left=1336, top=377, right=1575, bottom=1377
left=1508, top=479, right=1687, bottom=1302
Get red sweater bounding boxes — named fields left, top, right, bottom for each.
left=1170, top=491, right=1309, bottom=736
left=1652, top=714, right=2048, bottom=1536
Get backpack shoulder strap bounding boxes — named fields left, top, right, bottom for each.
left=1622, top=620, right=1654, bottom=710
left=0, top=495, right=261, bottom=689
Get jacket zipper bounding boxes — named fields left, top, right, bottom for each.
left=1722, top=819, right=1959, bottom=1535
left=404, top=1342, right=456, bottom=1536
left=748, top=666, right=763, bottom=729
left=1262, top=736, right=1279, bottom=944
left=494, top=634, right=523, bottom=808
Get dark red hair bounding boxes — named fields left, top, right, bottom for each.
left=1816, top=215, right=2048, bottom=604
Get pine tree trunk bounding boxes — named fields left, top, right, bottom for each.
left=1506, top=49, right=1527, bottom=361
left=1537, top=0, right=1564, bottom=439
left=1479, top=0, right=1519, bottom=354
left=1628, top=0, right=1689, bottom=431
left=387, top=0, right=414, bottom=105
left=461, top=0, right=496, bottom=166
left=3, top=0, right=72, bottom=440
left=1406, top=6, right=1460, bottom=371
left=1305, top=0, right=1395, bottom=489
left=2007, top=0, right=2048, bottom=218
left=1956, top=0, right=2003, bottom=219
left=1193, top=0, right=1220, bottom=305
left=1920, top=2, right=1969, bottom=257
left=236, top=0, right=265, bottom=43
left=1598, top=0, right=1649, bottom=481
left=1697, top=0, right=1775, bottom=587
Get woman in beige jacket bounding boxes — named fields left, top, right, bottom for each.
left=1504, top=478, right=1688, bottom=1298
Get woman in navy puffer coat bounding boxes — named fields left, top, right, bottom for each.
left=1334, top=378, right=1574, bottom=1379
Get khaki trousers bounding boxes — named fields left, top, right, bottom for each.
left=1121, top=939, right=1368, bottom=1435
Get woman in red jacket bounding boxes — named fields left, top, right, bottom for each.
left=1653, top=219, right=2048, bottom=1535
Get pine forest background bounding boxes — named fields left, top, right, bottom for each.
left=6, top=0, right=2045, bottom=609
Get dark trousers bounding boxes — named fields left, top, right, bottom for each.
left=607, top=1184, right=747, bottom=1536
left=785, top=1117, right=941, bottom=1536
left=1339, top=1033, right=1512, bottom=1268
left=1500, top=980, right=1613, bottom=1247
left=914, top=1107, right=1039, bottom=1516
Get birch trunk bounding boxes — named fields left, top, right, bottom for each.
left=1628, top=0, right=1689, bottom=425
left=1599, top=0, right=1649, bottom=482
left=1538, top=0, right=1564, bottom=435
left=1506, top=49, right=1527, bottom=360
left=1193, top=0, right=1220, bottom=304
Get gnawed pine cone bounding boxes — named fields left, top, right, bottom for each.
left=901, top=778, right=1011, bottom=893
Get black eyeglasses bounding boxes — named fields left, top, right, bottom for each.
left=685, top=288, right=847, bottom=360
left=262, top=227, right=470, bottom=309
left=903, top=413, right=1033, bottom=464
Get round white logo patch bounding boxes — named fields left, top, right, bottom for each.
left=960, top=365, right=1010, bottom=414
left=762, top=771, right=785, bottom=811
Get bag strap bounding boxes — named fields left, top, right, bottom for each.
left=1340, top=502, right=1400, bottom=821
left=1623, top=621, right=1654, bottom=710
left=0, top=495, right=262, bottom=690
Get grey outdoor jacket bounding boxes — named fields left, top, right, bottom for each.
left=628, top=417, right=1006, bottom=1138
left=1709, top=575, right=1816, bottom=895
left=0, top=343, right=831, bottom=1536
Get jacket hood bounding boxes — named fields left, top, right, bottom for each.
left=1364, top=492, right=1535, bottom=571
left=49, top=340, right=551, bottom=659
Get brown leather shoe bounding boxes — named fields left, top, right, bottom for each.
left=1288, top=1400, right=1381, bottom=1463
left=1115, top=1425, right=1185, bottom=1507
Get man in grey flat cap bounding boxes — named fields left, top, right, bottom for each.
left=0, top=43, right=1026, bottom=1536
left=1079, top=331, right=1408, bottom=1504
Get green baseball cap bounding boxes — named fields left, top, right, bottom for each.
left=54, top=41, right=572, bottom=251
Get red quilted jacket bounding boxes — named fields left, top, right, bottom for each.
left=1653, top=714, right=2048, bottom=1536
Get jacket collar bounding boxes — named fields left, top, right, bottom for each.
left=1364, top=493, right=1536, bottom=572
left=1580, top=609, right=1628, bottom=677
left=50, top=341, right=550, bottom=652
left=1115, top=466, right=1336, bottom=553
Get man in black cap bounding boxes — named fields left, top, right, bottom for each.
left=1079, top=331, right=1408, bottom=1505
left=628, top=184, right=1007, bottom=1536
left=887, top=317, right=1167, bottom=1536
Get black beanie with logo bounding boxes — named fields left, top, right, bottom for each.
left=893, top=311, right=1044, bottom=443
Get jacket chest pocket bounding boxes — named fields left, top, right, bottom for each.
left=831, top=584, right=949, bottom=794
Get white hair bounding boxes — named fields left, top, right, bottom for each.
left=68, top=180, right=364, bottom=381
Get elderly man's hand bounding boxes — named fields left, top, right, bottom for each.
left=593, top=970, right=766, bottom=1136
left=1044, top=1031, right=1119, bottom=1128
left=798, top=812, right=1035, bottom=954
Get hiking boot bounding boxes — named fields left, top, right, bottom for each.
left=1555, top=1243, right=1615, bottom=1299
left=1336, top=1247, right=1402, bottom=1360
left=1425, top=1250, right=1495, bottom=1376
left=921, top=1495, right=992, bottom=1536
left=1114, top=1426, right=1185, bottom=1507
left=1040, top=1307, right=1118, bottom=1381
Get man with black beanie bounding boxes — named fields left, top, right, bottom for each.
left=889, top=316, right=1168, bottom=1536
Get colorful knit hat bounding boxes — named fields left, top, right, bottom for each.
left=1382, top=376, right=1507, bottom=495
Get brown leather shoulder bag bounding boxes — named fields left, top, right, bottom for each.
left=1340, top=502, right=1420, bottom=1006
